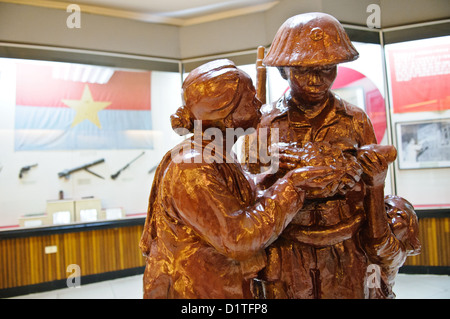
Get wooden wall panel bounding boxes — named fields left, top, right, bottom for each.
left=404, top=217, right=450, bottom=267
left=0, top=225, right=145, bottom=290
left=1, top=217, right=448, bottom=290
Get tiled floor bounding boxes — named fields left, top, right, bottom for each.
left=7, top=273, right=450, bottom=299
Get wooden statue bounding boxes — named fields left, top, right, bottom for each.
left=139, top=59, right=344, bottom=298
left=139, top=12, right=420, bottom=300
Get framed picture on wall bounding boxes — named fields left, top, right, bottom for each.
left=396, top=119, right=450, bottom=169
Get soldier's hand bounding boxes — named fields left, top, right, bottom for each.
left=357, top=144, right=397, bottom=187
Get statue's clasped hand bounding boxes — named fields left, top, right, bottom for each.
left=288, top=166, right=345, bottom=198
left=277, top=141, right=364, bottom=197
left=357, top=144, right=397, bottom=187
left=336, top=156, right=362, bottom=195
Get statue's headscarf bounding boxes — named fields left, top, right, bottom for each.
left=171, top=59, right=251, bottom=134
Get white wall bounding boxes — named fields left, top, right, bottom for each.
left=0, top=59, right=182, bottom=227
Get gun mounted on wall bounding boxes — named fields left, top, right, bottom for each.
left=19, top=164, right=38, bottom=179
left=148, top=165, right=157, bottom=174
left=111, top=151, right=145, bottom=180
left=58, top=158, right=105, bottom=179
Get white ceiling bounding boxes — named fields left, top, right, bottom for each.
left=1, top=0, right=281, bottom=26
left=59, top=0, right=278, bottom=17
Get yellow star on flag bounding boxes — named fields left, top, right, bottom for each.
left=62, top=84, right=111, bottom=129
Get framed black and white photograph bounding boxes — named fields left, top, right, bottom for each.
left=397, top=119, right=450, bottom=169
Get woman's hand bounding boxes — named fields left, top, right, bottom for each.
left=287, top=166, right=345, bottom=198
left=336, top=156, right=363, bottom=195
left=277, top=142, right=304, bottom=171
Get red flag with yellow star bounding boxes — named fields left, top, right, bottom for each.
left=15, top=60, right=152, bottom=150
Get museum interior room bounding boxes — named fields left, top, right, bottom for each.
left=0, top=0, right=449, bottom=300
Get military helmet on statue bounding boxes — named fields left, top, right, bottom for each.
left=263, top=12, right=359, bottom=67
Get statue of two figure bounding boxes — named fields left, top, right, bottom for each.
left=140, top=12, right=421, bottom=299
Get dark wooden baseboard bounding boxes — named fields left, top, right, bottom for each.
left=399, top=265, right=450, bottom=275
left=0, top=266, right=145, bottom=298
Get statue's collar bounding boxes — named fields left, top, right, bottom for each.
left=284, top=92, right=345, bottom=128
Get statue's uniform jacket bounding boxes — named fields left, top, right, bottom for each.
left=257, top=92, right=379, bottom=299
left=140, top=138, right=305, bottom=299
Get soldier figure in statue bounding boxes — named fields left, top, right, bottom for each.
left=246, top=12, right=421, bottom=299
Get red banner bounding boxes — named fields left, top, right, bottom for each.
left=16, top=63, right=150, bottom=110
left=388, top=43, right=450, bottom=113
left=15, top=61, right=153, bottom=151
